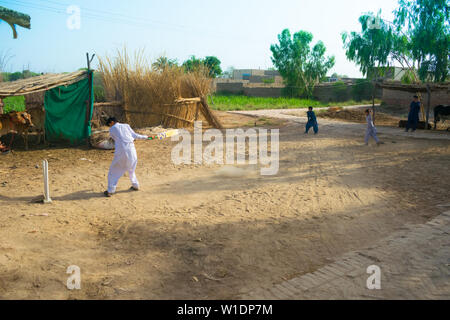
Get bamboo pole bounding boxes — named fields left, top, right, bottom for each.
left=426, top=85, right=431, bottom=130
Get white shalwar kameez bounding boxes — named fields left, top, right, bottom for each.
left=107, top=123, right=148, bottom=194
left=365, top=114, right=380, bottom=144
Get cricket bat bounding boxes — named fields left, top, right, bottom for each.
left=148, top=129, right=180, bottom=141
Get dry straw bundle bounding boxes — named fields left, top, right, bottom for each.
left=98, top=48, right=221, bottom=129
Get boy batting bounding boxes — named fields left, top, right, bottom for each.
left=104, top=117, right=149, bottom=197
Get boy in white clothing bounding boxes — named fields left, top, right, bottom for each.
left=104, top=117, right=148, bottom=197
left=365, top=109, right=383, bottom=146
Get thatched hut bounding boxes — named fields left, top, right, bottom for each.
left=0, top=70, right=95, bottom=145
left=98, top=50, right=223, bottom=130
left=24, top=91, right=45, bottom=111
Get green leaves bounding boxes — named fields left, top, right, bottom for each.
left=270, top=29, right=335, bottom=98
left=342, top=13, right=394, bottom=78
left=152, top=57, right=179, bottom=72
left=344, top=0, right=449, bottom=83
left=203, top=56, right=222, bottom=78
left=182, top=55, right=222, bottom=78
left=393, top=0, right=449, bottom=82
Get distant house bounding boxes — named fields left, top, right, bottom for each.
left=232, top=69, right=283, bottom=84
left=368, top=67, right=410, bottom=81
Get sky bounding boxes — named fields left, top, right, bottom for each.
left=0, top=0, right=400, bottom=77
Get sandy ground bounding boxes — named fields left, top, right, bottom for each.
left=0, top=110, right=449, bottom=300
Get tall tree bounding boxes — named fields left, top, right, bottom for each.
left=394, top=0, right=449, bottom=82
left=183, top=55, right=222, bottom=78
left=270, top=29, right=335, bottom=97
left=342, top=14, right=395, bottom=79
left=152, top=56, right=178, bottom=72
left=203, top=56, right=222, bottom=78
left=343, top=1, right=449, bottom=83
left=183, top=56, right=204, bottom=73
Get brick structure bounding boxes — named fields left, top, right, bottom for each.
left=382, top=88, right=450, bottom=108
left=215, top=81, right=380, bottom=101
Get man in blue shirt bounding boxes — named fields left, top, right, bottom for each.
left=406, top=95, right=421, bottom=132
left=305, top=107, right=318, bottom=134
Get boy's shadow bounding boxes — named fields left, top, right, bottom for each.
left=0, top=189, right=135, bottom=202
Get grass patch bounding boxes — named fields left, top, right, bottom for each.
left=3, top=96, right=26, bottom=113
left=208, top=95, right=380, bottom=111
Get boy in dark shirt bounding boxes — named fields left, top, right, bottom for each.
left=305, top=107, right=318, bottom=134
left=406, top=95, right=421, bottom=132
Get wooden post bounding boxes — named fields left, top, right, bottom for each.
left=372, top=80, right=376, bottom=123
left=85, top=52, right=95, bottom=147
left=426, top=85, right=431, bottom=130
left=42, top=159, right=52, bottom=204
left=199, top=96, right=223, bottom=129
left=194, top=101, right=200, bottom=121
left=0, top=97, right=4, bottom=114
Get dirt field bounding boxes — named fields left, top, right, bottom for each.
left=0, top=110, right=449, bottom=300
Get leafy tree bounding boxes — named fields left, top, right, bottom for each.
left=152, top=56, right=178, bottom=72
left=9, top=71, right=23, bottom=81
left=270, top=29, right=335, bottom=97
left=343, top=1, right=449, bottom=83
left=182, top=55, right=222, bottom=78
left=342, top=13, right=395, bottom=80
left=182, top=56, right=204, bottom=73
left=203, top=56, right=222, bottom=78
left=394, top=0, right=449, bottom=82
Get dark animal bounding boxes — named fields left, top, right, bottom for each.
left=434, top=105, right=450, bottom=130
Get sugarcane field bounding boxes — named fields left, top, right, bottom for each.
left=0, top=0, right=449, bottom=310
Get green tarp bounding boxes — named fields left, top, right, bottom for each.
left=44, top=71, right=93, bottom=145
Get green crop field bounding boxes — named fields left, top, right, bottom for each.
left=3, top=96, right=26, bottom=113
left=208, top=95, right=379, bottom=111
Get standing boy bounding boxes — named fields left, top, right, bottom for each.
left=104, top=117, right=149, bottom=197
left=365, top=109, right=382, bottom=146
left=305, top=107, right=318, bottom=134
left=406, top=95, right=421, bottom=132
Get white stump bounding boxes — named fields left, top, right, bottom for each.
left=43, top=159, right=52, bottom=204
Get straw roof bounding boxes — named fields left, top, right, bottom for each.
left=376, top=82, right=450, bottom=93
left=0, top=70, right=88, bottom=97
